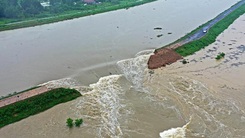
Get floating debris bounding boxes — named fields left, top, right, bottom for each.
left=157, top=34, right=163, bottom=38
left=154, top=27, right=162, bottom=30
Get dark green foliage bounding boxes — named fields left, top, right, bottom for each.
left=0, top=88, right=81, bottom=128
left=75, top=118, right=83, bottom=127
left=0, top=0, right=43, bottom=18
left=215, top=52, right=225, bottom=60
left=0, top=0, right=156, bottom=31
left=175, top=4, right=245, bottom=57
left=66, top=118, right=74, bottom=128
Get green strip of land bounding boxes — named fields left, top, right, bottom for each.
left=0, top=88, right=81, bottom=128
left=0, top=0, right=156, bottom=31
left=175, top=2, right=245, bottom=57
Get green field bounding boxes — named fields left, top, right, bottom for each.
left=0, top=88, right=81, bottom=128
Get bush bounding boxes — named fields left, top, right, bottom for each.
left=66, top=118, right=73, bottom=128
left=215, top=52, right=225, bottom=60
left=75, top=118, right=83, bottom=127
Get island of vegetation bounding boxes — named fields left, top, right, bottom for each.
left=0, top=88, right=81, bottom=128
left=148, top=0, right=245, bottom=69
left=0, top=0, right=156, bottom=31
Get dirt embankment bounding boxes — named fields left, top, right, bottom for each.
left=148, top=48, right=183, bottom=69
left=0, top=86, right=50, bottom=108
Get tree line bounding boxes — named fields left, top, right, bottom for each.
left=0, top=0, right=121, bottom=19
left=0, top=0, right=44, bottom=18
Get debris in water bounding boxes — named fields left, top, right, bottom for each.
left=154, top=27, right=162, bottom=30
left=157, top=34, right=163, bottom=38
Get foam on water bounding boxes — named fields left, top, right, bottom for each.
left=155, top=75, right=245, bottom=137
left=159, top=125, right=187, bottom=138
left=38, top=77, right=79, bottom=89
left=117, top=50, right=153, bottom=91
left=74, top=75, right=132, bottom=137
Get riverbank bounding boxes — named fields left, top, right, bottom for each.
left=0, top=0, right=156, bottom=32
left=148, top=0, right=245, bottom=69
left=0, top=86, right=48, bottom=108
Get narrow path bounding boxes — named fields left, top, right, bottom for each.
left=0, top=86, right=50, bottom=108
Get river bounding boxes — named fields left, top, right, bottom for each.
left=0, top=0, right=239, bottom=95
left=1, top=0, right=245, bottom=137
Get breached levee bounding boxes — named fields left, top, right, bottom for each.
left=14, top=47, right=244, bottom=138
left=148, top=48, right=183, bottom=69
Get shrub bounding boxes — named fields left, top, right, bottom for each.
left=66, top=118, right=73, bottom=128
left=215, top=52, right=225, bottom=60
left=75, top=118, right=83, bottom=127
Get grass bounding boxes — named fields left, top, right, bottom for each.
left=0, top=0, right=156, bottom=31
left=0, top=88, right=81, bottom=128
left=174, top=2, right=245, bottom=57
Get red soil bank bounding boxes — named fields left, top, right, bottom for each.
left=0, top=86, right=50, bottom=108
left=148, top=48, right=182, bottom=69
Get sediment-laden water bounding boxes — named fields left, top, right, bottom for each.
left=1, top=43, right=245, bottom=137
left=0, top=0, right=239, bottom=95
left=1, top=0, right=245, bottom=138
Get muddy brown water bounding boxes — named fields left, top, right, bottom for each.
left=0, top=0, right=238, bottom=96
left=1, top=0, right=244, bottom=138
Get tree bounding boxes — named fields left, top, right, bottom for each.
left=75, top=118, right=83, bottom=127
left=4, top=6, right=22, bottom=18
left=50, top=0, right=62, bottom=6
left=20, top=0, right=44, bottom=15
left=66, top=118, right=73, bottom=128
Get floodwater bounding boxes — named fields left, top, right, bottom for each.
left=0, top=0, right=239, bottom=95
left=1, top=0, right=245, bottom=138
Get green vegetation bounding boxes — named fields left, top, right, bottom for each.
left=66, top=118, right=74, bottom=128
left=182, top=59, right=188, bottom=64
left=0, top=88, right=81, bottom=128
left=215, top=52, right=225, bottom=60
left=175, top=3, right=245, bottom=57
left=66, top=118, right=83, bottom=128
left=0, top=86, right=40, bottom=100
left=0, top=0, right=156, bottom=31
left=75, top=118, right=83, bottom=127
